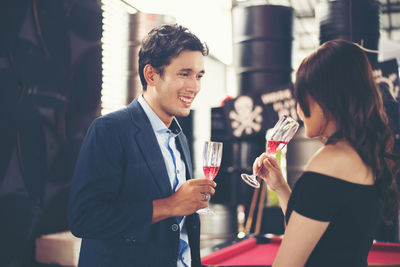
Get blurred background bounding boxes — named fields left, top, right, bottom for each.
left=0, top=0, right=399, bottom=266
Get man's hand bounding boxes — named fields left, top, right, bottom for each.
left=152, top=178, right=216, bottom=223
left=172, top=178, right=216, bottom=214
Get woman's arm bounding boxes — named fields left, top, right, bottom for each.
left=273, top=211, right=329, bottom=267
left=274, top=182, right=292, bottom=215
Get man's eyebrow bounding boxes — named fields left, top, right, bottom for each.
left=179, top=68, right=205, bottom=74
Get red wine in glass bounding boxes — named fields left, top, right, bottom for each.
left=203, top=166, right=220, bottom=180
left=197, top=141, right=223, bottom=214
left=266, top=140, right=288, bottom=154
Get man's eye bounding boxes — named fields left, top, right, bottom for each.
left=179, top=73, right=189, bottom=77
left=197, top=75, right=204, bottom=79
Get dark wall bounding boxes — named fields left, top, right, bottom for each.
left=0, top=0, right=102, bottom=265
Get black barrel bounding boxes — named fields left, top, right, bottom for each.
left=318, top=0, right=380, bottom=64
left=232, top=5, right=294, bottom=95
left=128, top=13, right=175, bottom=102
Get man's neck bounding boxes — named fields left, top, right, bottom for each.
left=142, top=93, right=173, bottom=127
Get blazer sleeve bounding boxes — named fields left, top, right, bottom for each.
left=68, top=116, right=153, bottom=242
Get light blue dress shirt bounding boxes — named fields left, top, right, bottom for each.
left=138, top=95, right=191, bottom=267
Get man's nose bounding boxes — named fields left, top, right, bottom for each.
left=186, top=76, right=200, bottom=93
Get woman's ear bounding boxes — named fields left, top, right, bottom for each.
left=143, top=64, right=157, bottom=86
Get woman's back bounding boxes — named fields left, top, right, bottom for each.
left=286, top=171, right=379, bottom=267
left=285, top=141, right=379, bottom=266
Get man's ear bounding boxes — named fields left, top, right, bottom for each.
left=143, top=64, right=157, bottom=86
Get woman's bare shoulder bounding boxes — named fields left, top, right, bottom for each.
left=304, top=141, right=373, bottom=185
left=304, top=145, right=337, bottom=174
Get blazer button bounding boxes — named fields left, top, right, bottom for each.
left=171, top=224, right=179, bottom=232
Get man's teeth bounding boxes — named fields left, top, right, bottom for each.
left=179, top=97, right=192, bottom=103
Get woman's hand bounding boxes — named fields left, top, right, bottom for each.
left=253, top=153, right=287, bottom=192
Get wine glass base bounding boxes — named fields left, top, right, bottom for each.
left=241, top=173, right=260, bottom=188
left=197, top=206, right=214, bottom=215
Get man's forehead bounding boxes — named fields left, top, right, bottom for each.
left=167, top=51, right=205, bottom=71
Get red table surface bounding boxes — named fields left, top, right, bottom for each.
left=201, top=237, right=400, bottom=266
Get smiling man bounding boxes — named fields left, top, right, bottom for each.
left=68, top=24, right=215, bottom=267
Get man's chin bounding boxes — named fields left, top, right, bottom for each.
left=176, top=109, right=191, bottom=117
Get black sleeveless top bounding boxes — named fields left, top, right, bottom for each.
left=286, top=171, right=380, bottom=267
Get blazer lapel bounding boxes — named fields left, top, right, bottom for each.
left=176, top=134, right=193, bottom=180
left=128, top=100, right=173, bottom=197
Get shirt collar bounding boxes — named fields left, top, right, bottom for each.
left=138, top=95, right=182, bottom=136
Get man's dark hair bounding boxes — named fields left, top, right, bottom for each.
left=138, top=24, right=209, bottom=90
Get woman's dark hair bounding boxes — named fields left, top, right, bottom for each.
left=294, top=39, right=399, bottom=222
left=138, top=24, right=209, bottom=90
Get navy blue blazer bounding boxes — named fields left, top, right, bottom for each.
left=68, top=99, right=201, bottom=267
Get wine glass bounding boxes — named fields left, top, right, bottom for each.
left=197, top=141, right=223, bottom=214
left=241, top=115, right=299, bottom=188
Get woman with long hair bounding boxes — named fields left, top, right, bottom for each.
left=253, top=39, right=399, bottom=267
